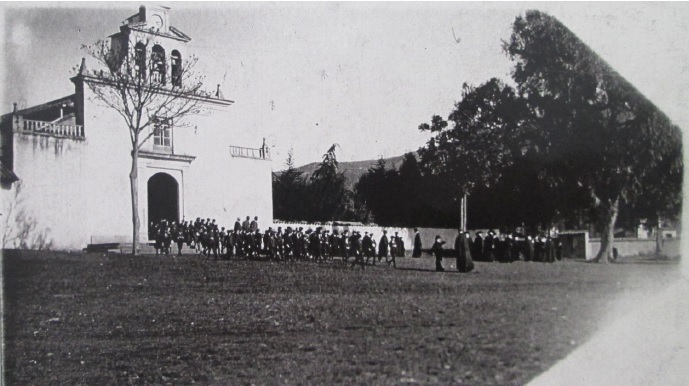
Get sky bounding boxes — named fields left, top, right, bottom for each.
left=2, top=2, right=689, bottom=169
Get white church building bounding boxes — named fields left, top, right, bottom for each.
left=1, top=6, right=274, bottom=251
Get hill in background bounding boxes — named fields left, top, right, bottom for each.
left=277, top=153, right=412, bottom=191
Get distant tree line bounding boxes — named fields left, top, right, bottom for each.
left=273, top=10, right=682, bottom=263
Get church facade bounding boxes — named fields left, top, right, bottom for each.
left=1, top=6, right=274, bottom=251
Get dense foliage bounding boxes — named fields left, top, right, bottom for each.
left=274, top=10, right=682, bottom=249
left=504, top=10, right=682, bottom=260
left=273, top=146, right=362, bottom=223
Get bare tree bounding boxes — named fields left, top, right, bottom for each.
left=80, top=37, right=212, bottom=254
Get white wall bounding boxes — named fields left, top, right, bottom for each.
left=6, top=85, right=273, bottom=250
left=9, top=133, right=92, bottom=249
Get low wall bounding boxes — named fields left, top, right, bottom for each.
left=272, top=222, right=466, bottom=255
left=273, top=222, right=682, bottom=260
left=588, top=237, right=681, bottom=258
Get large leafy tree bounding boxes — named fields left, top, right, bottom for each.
left=504, top=10, right=682, bottom=262
left=81, top=37, right=212, bottom=254
left=417, top=78, right=531, bottom=227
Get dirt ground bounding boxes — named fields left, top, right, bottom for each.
left=3, top=250, right=681, bottom=385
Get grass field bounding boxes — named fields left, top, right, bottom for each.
left=3, top=250, right=681, bottom=385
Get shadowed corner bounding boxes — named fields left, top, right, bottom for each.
left=527, top=128, right=689, bottom=386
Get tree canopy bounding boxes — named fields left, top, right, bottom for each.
left=504, top=10, right=682, bottom=261
left=273, top=10, right=682, bottom=247
left=273, top=145, right=362, bottom=223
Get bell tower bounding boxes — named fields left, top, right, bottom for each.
left=108, top=5, right=192, bottom=87
left=126, top=5, right=171, bottom=34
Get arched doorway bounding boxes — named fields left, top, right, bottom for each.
left=148, top=172, right=179, bottom=237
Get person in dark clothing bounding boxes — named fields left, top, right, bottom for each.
left=511, top=234, right=522, bottom=262
left=545, top=236, right=555, bottom=263
left=395, top=232, right=405, bottom=257
left=350, top=232, right=365, bottom=269
left=484, top=230, right=496, bottom=262
left=388, top=234, right=397, bottom=267
left=534, top=235, right=544, bottom=262
left=363, top=232, right=374, bottom=264
left=431, top=235, right=446, bottom=272
left=524, top=235, right=535, bottom=262
left=340, top=230, right=349, bottom=263
left=369, top=233, right=377, bottom=265
left=224, top=230, right=233, bottom=259
left=502, top=234, right=514, bottom=263
left=378, top=231, right=389, bottom=262
left=455, top=231, right=475, bottom=272
left=412, top=228, right=422, bottom=258
left=494, top=235, right=505, bottom=263
left=472, top=231, right=484, bottom=261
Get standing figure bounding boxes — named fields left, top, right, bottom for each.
left=472, top=231, right=484, bottom=261
left=502, top=234, right=514, bottom=263
left=484, top=230, right=496, bottom=262
left=534, top=235, right=545, bottom=262
left=369, top=234, right=377, bottom=264
left=545, top=236, right=555, bottom=263
left=363, top=232, right=374, bottom=264
left=412, top=228, right=422, bottom=258
left=388, top=235, right=397, bottom=267
left=431, top=235, right=446, bottom=272
left=378, top=230, right=389, bottom=262
left=395, top=232, right=405, bottom=257
left=350, top=232, right=366, bottom=269
left=455, top=230, right=475, bottom=272
left=524, top=235, right=534, bottom=262
left=340, top=231, right=349, bottom=263
left=175, top=225, right=185, bottom=256
left=225, top=230, right=234, bottom=259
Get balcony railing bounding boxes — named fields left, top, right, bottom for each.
left=151, top=71, right=165, bottom=85
left=20, top=119, right=85, bottom=139
left=229, top=145, right=271, bottom=161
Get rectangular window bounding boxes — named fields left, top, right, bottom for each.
left=153, top=119, right=172, bottom=149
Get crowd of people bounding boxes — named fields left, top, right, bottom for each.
left=430, top=230, right=564, bottom=272
left=148, top=217, right=407, bottom=269
left=149, top=218, right=562, bottom=272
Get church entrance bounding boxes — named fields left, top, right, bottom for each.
left=147, top=172, right=179, bottom=238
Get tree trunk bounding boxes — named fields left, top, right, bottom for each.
left=591, top=197, right=619, bottom=263
left=130, top=149, right=140, bottom=255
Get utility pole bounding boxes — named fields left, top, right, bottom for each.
left=461, top=193, right=467, bottom=231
